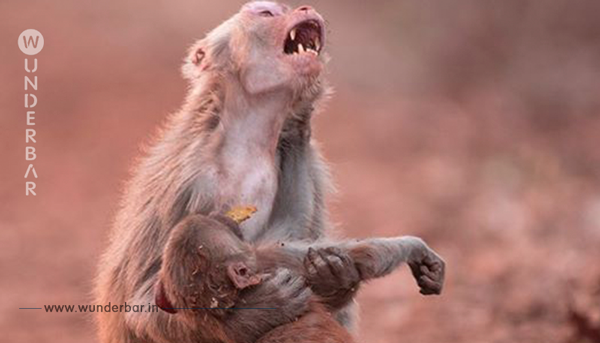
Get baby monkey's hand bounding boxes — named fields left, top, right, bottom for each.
left=304, top=247, right=361, bottom=309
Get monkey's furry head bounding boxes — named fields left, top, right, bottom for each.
left=158, top=215, right=260, bottom=317
left=182, top=1, right=328, bottom=100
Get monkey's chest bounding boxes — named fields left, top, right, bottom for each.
left=217, top=160, right=278, bottom=238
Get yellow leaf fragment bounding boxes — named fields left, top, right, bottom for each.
left=225, top=206, right=257, bottom=224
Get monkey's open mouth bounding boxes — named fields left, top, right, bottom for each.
left=284, top=20, right=322, bottom=56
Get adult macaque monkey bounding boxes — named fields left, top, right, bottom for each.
left=95, top=1, right=445, bottom=343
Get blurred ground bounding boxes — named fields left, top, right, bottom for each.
left=1, top=1, right=600, bottom=342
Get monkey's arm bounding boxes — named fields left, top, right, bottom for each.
left=225, top=268, right=314, bottom=343
left=264, top=236, right=445, bottom=309
left=342, top=236, right=445, bottom=295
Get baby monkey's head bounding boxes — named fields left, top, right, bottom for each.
left=156, top=215, right=262, bottom=317
left=184, top=1, right=327, bottom=96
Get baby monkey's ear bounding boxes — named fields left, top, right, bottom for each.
left=227, top=262, right=262, bottom=289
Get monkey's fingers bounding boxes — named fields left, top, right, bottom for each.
left=323, top=247, right=353, bottom=267
left=225, top=205, right=258, bottom=224
left=308, top=247, right=353, bottom=282
left=306, top=248, right=340, bottom=287
left=423, top=255, right=444, bottom=272
left=317, top=248, right=346, bottom=277
left=423, top=256, right=446, bottom=284
left=306, top=248, right=331, bottom=279
left=420, top=264, right=440, bottom=281
left=304, top=248, right=318, bottom=276
left=323, top=247, right=360, bottom=282
left=417, top=275, right=443, bottom=295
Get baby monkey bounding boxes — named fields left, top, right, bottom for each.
left=156, top=213, right=445, bottom=343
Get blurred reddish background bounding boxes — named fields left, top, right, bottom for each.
left=2, top=1, right=600, bottom=342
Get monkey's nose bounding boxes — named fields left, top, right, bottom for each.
left=297, top=5, right=313, bottom=12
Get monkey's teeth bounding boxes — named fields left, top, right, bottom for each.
left=298, top=43, right=305, bottom=53
left=290, top=29, right=296, bottom=41
left=307, top=48, right=318, bottom=56
left=315, top=37, right=321, bottom=51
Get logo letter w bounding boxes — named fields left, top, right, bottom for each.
left=23, top=35, right=40, bottom=48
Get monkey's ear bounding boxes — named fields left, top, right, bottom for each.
left=227, top=262, right=262, bottom=289
left=182, top=43, right=209, bottom=80
left=191, top=47, right=205, bottom=65
left=155, top=281, right=177, bottom=314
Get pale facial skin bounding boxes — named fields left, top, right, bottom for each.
left=229, top=1, right=326, bottom=94
left=185, top=1, right=326, bottom=95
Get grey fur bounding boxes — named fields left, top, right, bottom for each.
left=95, top=3, right=335, bottom=342
left=94, top=3, right=445, bottom=343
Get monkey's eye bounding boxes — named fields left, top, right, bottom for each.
left=259, top=10, right=274, bottom=17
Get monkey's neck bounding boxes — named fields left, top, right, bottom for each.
left=210, top=84, right=293, bottom=237
left=218, top=90, right=290, bottom=158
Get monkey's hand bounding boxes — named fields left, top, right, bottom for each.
left=304, top=247, right=361, bottom=310
left=227, top=268, right=312, bottom=342
left=243, top=268, right=312, bottom=314
left=407, top=240, right=445, bottom=295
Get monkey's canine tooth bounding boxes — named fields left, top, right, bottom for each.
left=290, top=28, right=296, bottom=41
left=298, top=43, right=305, bottom=53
